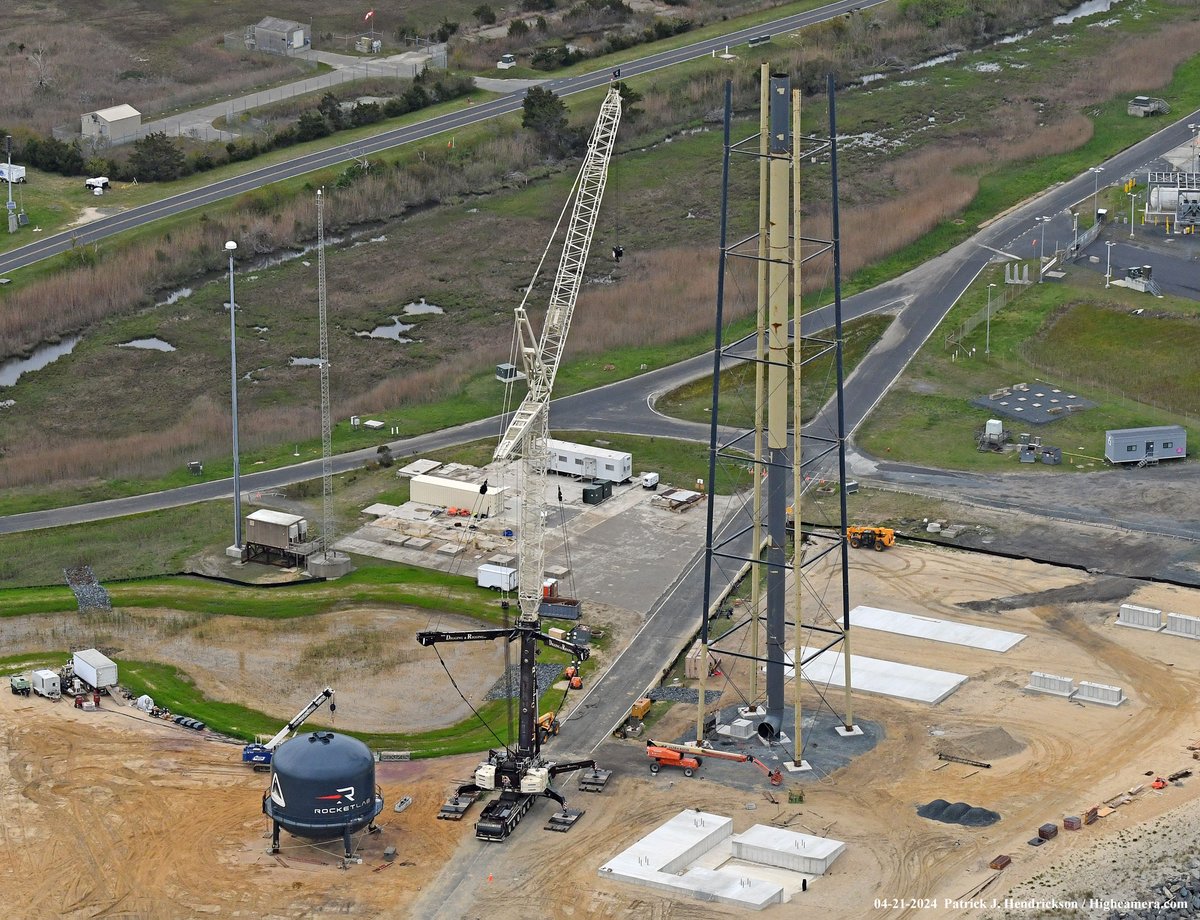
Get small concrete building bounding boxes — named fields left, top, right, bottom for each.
left=253, top=17, right=308, bottom=55
left=1104, top=425, right=1186, bottom=464
left=81, top=104, right=142, bottom=143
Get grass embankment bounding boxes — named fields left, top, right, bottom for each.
left=657, top=315, right=894, bottom=428
left=857, top=270, right=1200, bottom=470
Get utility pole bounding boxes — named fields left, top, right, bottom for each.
left=1190, top=124, right=1198, bottom=175
left=1090, top=166, right=1104, bottom=222
left=5, top=136, right=16, bottom=235
left=1105, top=240, right=1115, bottom=288
left=986, top=283, right=995, bottom=355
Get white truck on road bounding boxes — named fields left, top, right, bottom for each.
left=0, top=164, right=26, bottom=183
left=73, top=648, right=118, bottom=690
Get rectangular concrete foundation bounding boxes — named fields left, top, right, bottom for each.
left=731, top=825, right=846, bottom=875
left=849, top=605, right=1026, bottom=652
left=1117, top=603, right=1163, bottom=631
left=1164, top=612, right=1200, bottom=640
left=599, top=810, right=783, bottom=910
left=786, top=650, right=967, bottom=705
left=1025, top=671, right=1075, bottom=697
left=1074, top=680, right=1126, bottom=706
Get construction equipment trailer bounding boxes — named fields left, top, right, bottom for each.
left=242, top=687, right=335, bottom=770
left=416, top=84, right=623, bottom=843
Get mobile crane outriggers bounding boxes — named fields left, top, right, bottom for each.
left=416, top=84, right=623, bottom=842
left=242, top=687, right=336, bottom=770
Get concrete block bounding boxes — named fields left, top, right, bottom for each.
left=717, top=718, right=755, bottom=740
left=436, top=542, right=464, bottom=556
left=1117, top=603, right=1163, bottom=631
left=1164, top=612, right=1200, bottom=640
left=1024, top=671, right=1074, bottom=697
left=732, top=825, right=846, bottom=875
left=403, top=537, right=432, bottom=550
left=490, top=554, right=516, bottom=566
left=1074, top=681, right=1125, bottom=707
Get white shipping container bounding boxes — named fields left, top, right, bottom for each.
left=477, top=564, right=518, bottom=591
left=410, top=474, right=506, bottom=517
left=32, top=669, right=60, bottom=698
left=546, top=438, right=632, bottom=482
left=73, top=648, right=118, bottom=689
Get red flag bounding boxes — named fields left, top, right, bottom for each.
left=364, top=9, right=375, bottom=21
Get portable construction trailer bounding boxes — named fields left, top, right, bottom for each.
left=546, top=438, right=632, bottom=482
left=32, top=669, right=60, bottom=699
left=73, top=649, right=118, bottom=689
left=410, top=474, right=506, bottom=517
left=477, top=564, right=518, bottom=591
left=1104, top=425, right=1186, bottom=464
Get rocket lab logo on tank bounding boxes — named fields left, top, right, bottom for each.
left=270, top=774, right=286, bottom=807
left=316, top=786, right=356, bottom=802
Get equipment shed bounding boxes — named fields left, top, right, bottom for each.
left=253, top=17, right=308, bottom=55
left=410, top=474, right=506, bottom=517
left=81, top=104, right=142, bottom=143
left=1104, top=425, right=1186, bottom=464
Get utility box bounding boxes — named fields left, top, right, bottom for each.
left=32, top=669, right=60, bottom=699
left=582, top=484, right=606, bottom=505
left=641, top=471, right=660, bottom=490
left=73, top=648, right=117, bottom=689
left=477, top=564, right=518, bottom=591
left=631, top=698, right=652, bottom=719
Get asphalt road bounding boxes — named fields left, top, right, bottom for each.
left=0, top=0, right=884, bottom=279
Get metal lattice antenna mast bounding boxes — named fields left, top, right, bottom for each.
left=317, top=189, right=334, bottom=560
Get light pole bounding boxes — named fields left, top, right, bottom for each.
left=1035, top=216, right=1049, bottom=282
left=1072, top=211, right=1079, bottom=254
left=1090, top=166, right=1104, bottom=221
left=226, top=240, right=243, bottom=557
left=986, top=283, right=995, bottom=355
left=1105, top=240, right=1115, bottom=288
left=1128, top=191, right=1139, bottom=238
left=1189, top=124, right=1198, bottom=175
left=5, top=135, right=15, bottom=235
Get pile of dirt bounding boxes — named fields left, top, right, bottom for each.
left=917, top=799, right=1001, bottom=827
left=936, top=725, right=1025, bottom=762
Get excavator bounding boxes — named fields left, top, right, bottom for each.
left=847, top=525, right=895, bottom=551
left=646, top=739, right=783, bottom=785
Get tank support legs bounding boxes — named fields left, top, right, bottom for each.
left=269, top=821, right=280, bottom=855
left=342, top=826, right=353, bottom=860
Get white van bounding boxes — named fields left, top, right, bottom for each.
left=497, top=53, right=517, bottom=70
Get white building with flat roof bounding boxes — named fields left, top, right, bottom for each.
left=81, top=104, right=142, bottom=142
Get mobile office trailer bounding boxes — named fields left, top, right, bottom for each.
left=32, top=669, right=60, bottom=698
left=0, top=164, right=26, bottom=183
left=477, top=564, right=518, bottom=591
left=1104, top=425, right=1186, bottom=464
left=546, top=438, right=632, bottom=483
left=73, top=649, right=118, bottom=689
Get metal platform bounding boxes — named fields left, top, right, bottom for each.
left=436, top=790, right=480, bottom=821
left=545, top=807, right=586, bottom=832
left=578, top=768, right=613, bottom=793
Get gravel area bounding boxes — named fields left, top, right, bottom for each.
left=646, top=687, right=723, bottom=704
left=483, top=663, right=565, bottom=701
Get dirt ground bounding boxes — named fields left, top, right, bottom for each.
left=3, top=542, right=1200, bottom=918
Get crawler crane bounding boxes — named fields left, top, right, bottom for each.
left=417, top=85, right=623, bottom=842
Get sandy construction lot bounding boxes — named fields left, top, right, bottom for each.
left=2, top=542, right=1199, bottom=918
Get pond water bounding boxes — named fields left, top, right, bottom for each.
left=155, top=287, right=193, bottom=307
left=0, top=336, right=81, bottom=387
left=357, top=316, right=416, bottom=341
left=118, top=337, right=176, bottom=352
left=1054, top=0, right=1123, bottom=25
left=402, top=297, right=444, bottom=315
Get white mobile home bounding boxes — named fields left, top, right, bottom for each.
left=1104, top=425, right=1186, bottom=464
left=410, top=474, right=507, bottom=517
left=546, top=438, right=632, bottom=482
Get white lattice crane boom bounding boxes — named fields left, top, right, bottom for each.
left=494, top=87, right=622, bottom=626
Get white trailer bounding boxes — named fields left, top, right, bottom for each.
left=0, top=164, right=26, bottom=183
left=32, top=669, right=60, bottom=699
left=73, top=648, right=118, bottom=689
left=546, top=438, right=632, bottom=482
left=477, top=564, right=518, bottom=591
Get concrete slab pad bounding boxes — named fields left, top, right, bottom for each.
left=362, top=502, right=401, bottom=517
left=849, top=605, right=1025, bottom=652
left=787, top=650, right=967, bottom=705
left=598, top=810, right=783, bottom=910
left=397, top=458, right=442, bottom=477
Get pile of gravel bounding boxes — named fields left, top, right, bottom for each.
left=63, top=565, right=111, bottom=612
left=483, top=663, right=564, bottom=701
left=647, top=687, right=723, bottom=704
left=1104, top=864, right=1200, bottom=920
left=917, top=798, right=1000, bottom=827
